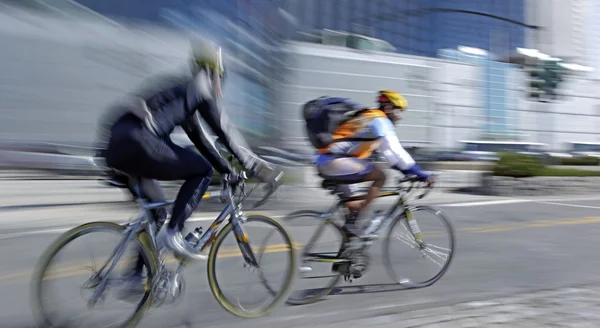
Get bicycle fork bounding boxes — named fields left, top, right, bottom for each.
left=231, top=211, right=260, bottom=269
left=87, top=219, right=143, bottom=308
left=405, top=209, right=424, bottom=246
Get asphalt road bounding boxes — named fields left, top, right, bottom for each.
left=2, top=180, right=600, bottom=327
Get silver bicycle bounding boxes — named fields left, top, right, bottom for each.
left=260, top=175, right=455, bottom=305
left=30, top=172, right=296, bottom=327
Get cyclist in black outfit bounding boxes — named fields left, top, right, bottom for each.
left=95, top=39, right=278, bottom=289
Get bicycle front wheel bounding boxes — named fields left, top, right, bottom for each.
left=206, top=214, right=296, bottom=318
left=270, top=210, right=347, bottom=306
left=383, top=205, right=455, bottom=288
left=31, top=221, right=158, bottom=328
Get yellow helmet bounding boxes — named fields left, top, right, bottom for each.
left=190, top=39, right=225, bottom=78
left=378, top=90, right=407, bottom=110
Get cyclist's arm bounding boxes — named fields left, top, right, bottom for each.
left=181, top=111, right=234, bottom=174
left=370, top=118, right=430, bottom=180
left=185, top=70, right=263, bottom=174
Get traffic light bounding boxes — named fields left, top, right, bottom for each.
left=525, top=64, right=545, bottom=99
left=543, top=60, right=564, bottom=97
left=524, top=59, right=564, bottom=101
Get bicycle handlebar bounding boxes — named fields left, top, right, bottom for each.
left=222, top=170, right=284, bottom=210
left=250, top=171, right=284, bottom=209
left=397, top=173, right=437, bottom=200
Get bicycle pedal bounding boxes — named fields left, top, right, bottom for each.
left=351, top=271, right=363, bottom=279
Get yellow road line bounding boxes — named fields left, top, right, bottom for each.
left=39, top=245, right=297, bottom=282
left=4, top=215, right=600, bottom=284
left=3, top=243, right=299, bottom=285
left=458, top=216, right=600, bottom=233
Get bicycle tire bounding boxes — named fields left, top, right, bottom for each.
left=280, top=210, right=346, bottom=306
left=382, top=205, right=456, bottom=288
left=30, top=221, right=158, bottom=328
left=206, top=214, right=296, bottom=318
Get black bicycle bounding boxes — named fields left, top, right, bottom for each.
left=30, top=171, right=296, bottom=327
left=260, top=175, right=455, bottom=305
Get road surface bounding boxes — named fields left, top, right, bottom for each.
left=1, top=180, right=600, bottom=327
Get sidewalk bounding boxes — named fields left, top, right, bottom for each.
left=0, top=178, right=507, bottom=231
left=0, top=166, right=484, bottom=190
left=0, top=178, right=504, bottom=211
left=314, top=285, right=600, bottom=328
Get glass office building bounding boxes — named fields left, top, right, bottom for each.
left=72, top=0, right=527, bottom=144
left=76, top=0, right=525, bottom=58
left=433, top=0, right=525, bottom=58
left=439, top=49, right=521, bottom=139
left=280, top=0, right=525, bottom=58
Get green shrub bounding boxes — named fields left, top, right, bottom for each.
left=559, top=156, right=600, bottom=166
left=494, top=153, right=600, bottom=177
left=493, top=152, right=544, bottom=178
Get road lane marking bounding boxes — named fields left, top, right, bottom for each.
left=439, top=195, right=600, bottom=208
left=38, top=243, right=300, bottom=282
left=0, top=215, right=286, bottom=240
left=542, top=196, right=600, bottom=202
left=0, top=241, right=301, bottom=285
left=0, top=228, right=70, bottom=240
left=5, top=215, right=600, bottom=284
left=441, top=199, right=531, bottom=207
left=535, top=201, right=600, bottom=210
left=461, top=216, right=600, bottom=233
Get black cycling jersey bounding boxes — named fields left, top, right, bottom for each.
left=96, top=69, right=257, bottom=175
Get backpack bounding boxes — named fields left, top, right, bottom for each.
left=302, top=96, right=368, bottom=149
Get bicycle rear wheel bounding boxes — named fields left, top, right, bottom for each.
left=263, top=210, right=347, bottom=305
left=206, top=214, right=296, bottom=318
left=383, top=205, right=455, bottom=288
left=31, top=221, right=158, bottom=328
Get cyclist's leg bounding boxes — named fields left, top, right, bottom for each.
left=345, top=167, right=386, bottom=218
left=106, top=115, right=213, bottom=258
left=157, top=150, right=213, bottom=258
left=130, top=178, right=168, bottom=277
left=138, top=178, right=168, bottom=229
left=317, top=157, right=386, bottom=273
left=317, top=157, right=386, bottom=231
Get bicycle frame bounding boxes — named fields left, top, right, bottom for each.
left=301, top=184, right=427, bottom=265
left=88, top=181, right=258, bottom=305
left=319, top=187, right=412, bottom=233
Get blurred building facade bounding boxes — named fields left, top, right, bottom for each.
left=0, top=0, right=282, bottom=147
left=278, top=0, right=525, bottom=58
left=2, top=0, right=600, bottom=154
left=72, top=0, right=284, bottom=146
left=74, top=0, right=526, bottom=59
left=73, top=0, right=535, bottom=151
left=522, top=0, right=600, bottom=147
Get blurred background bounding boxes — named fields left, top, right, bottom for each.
left=5, top=2, right=600, bottom=327
left=0, top=0, right=599, bottom=179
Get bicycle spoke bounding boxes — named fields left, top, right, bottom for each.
left=384, top=206, right=455, bottom=287
left=208, top=214, right=295, bottom=317
left=419, top=248, right=444, bottom=267
left=394, top=230, right=419, bottom=249
left=32, top=222, right=156, bottom=328
left=423, top=244, right=452, bottom=260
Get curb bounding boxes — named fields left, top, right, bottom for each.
left=481, top=175, right=600, bottom=196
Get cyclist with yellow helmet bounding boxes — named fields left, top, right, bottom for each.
left=313, top=90, right=435, bottom=243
